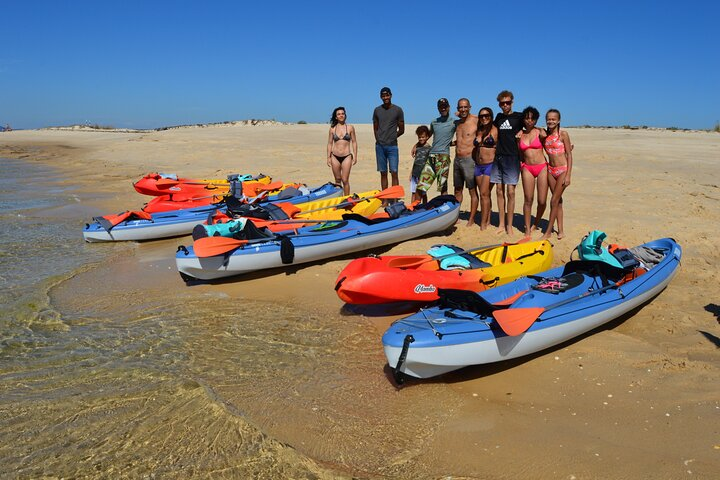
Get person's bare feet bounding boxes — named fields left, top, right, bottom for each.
left=495, top=226, right=506, bottom=235
left=556, top=232, right=565, bottom=240
left=466, top=220, right=476, bottom=227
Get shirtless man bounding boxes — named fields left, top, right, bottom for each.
left=453, top=98, right=479, bottom=226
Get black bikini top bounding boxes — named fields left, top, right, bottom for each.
left=473, top=134, right=496, bottom=148
left=333, top=125, right=351, bottom=142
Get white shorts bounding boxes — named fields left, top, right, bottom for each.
left=410, top=176, right=419, bottom=193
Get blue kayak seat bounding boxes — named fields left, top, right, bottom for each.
left=277, top=187, right=301, bottom=199
left=428, top=245, right=491, bottom=270
left=340, top=213, right=392, bottom=225
left=562, top=260, right=626, bottom=283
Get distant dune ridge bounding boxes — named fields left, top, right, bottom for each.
left=38, top=119, right=291, bottom=133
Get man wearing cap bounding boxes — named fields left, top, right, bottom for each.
left=372, top=87, right=405, bottom=190
left=416, top=98, right=456, bottom=197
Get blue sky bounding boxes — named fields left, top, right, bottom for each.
left=2, top=1, right=718, bottom=130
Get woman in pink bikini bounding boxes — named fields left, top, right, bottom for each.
left=516, top=106, right=548, bottom=238
left=540, top=108, right=573, bottom=240
left=473, top=107, right=498, bottom=230
left=327, top=106, right=358, bottom=195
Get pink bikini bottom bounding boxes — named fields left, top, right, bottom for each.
left=548, top=165, right=568, bottom=179
left=521, top=162, right=547, bottom=178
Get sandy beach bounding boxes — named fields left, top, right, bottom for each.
left=1, top=124, right=718, bottom=478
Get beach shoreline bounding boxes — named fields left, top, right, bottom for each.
left=1, top=125, right=718, bottom=478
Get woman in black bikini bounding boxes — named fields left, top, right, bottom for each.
left=327, top=106, right=358, bottom=195
left=473, top=107, right=498, bottom=230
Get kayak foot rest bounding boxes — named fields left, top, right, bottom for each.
left=530, top=273, right=585, bottom=294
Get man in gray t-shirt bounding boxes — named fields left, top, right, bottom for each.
left=416, top=97, right=457, bottom=196
left=372, top=86, right=405, bottom=190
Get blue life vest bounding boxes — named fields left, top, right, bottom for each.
left=577, top=230, right=623, bottom=268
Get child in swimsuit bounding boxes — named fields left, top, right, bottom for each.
left=327, top=106, right=358, bottom=195
left=517, top=106, right=548, bottom=238
left=410, top=126, right=432, bottom=202
left=540, top=108, right=573, bottom=240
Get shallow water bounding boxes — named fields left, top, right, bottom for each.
left=0, top=158, right=461, bottom=478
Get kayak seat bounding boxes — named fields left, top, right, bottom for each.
left=340, top=213, right=393, bottom=225
left=277, top=187, right=301, bottom=199
left=232, top=219, right=275, bottom=241
left=428, top=245, right=491, bottom=270
left=93, top=210, right=153, bottom=232
left=419, top=194, right=460, bottom=210
left=436, top=288, right=500, bottom=317
left=562, top=260, right=627, bottom=283
left=193, top=219, right=274, bottom=241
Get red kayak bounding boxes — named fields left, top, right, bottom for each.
left=142, top=180, right=302, bottom=213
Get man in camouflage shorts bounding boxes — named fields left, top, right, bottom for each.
left=416, top=98, right=457, bottom=196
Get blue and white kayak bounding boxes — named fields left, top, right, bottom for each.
left=175, top=196, right=461, bottom=280
left=383, top=238, right=681, bottom=380
left=82, top=183, right=342, bottom=242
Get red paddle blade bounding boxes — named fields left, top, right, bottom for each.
left=492, top=307, right=544, bottom=336
left=376, top=185, right=405, bottom=199
left=193, top=236, right=247, bottom=258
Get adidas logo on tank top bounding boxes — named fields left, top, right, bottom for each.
left=499, top=120, right=512, bottom=130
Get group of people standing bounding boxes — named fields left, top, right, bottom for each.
left=325, top=88, right=573, bottom=240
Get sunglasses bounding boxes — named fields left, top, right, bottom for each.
left=499, top=101, right=512, bottom=106
left=478, top=114, right=492, bottom=119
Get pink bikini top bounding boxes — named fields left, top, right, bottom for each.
left=519, top=134, right=542, bottom=151
left=544, top=133, right=566, bottom=155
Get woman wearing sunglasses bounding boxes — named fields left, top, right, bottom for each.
left=472, top=107, right=498, bottom=230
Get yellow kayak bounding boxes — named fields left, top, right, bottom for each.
left=336, top=240, right=554, bottom=304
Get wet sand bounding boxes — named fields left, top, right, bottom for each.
left=1, top=125, right=718, bottom=478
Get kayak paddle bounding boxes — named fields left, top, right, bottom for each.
left=193, top=236, right=274, bottom=257
left=154, top=178, right=229, bottom=189
left=192, top=224, right=344, bottom=257
left=158, top=182, right=286, bottom=203
left=492, top=279, right=623, bottom=336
